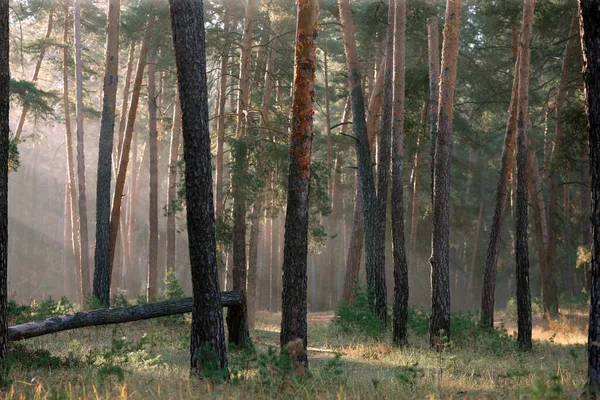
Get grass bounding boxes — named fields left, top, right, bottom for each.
left=0, top=300, right=589, bottom=399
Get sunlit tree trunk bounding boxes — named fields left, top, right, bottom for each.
left=109, top=13, right=154, bottom=278
left=409, top=101, right=427, bottom=256
left=427, top=0, right=440, bottom=201
left=14, top=12, right=53, bottom=142
left=116, top=41, right=136, bottom=164
left=0, top=0, right=8, bottom=359
left=391, top=0, right=408, bottom=347
left=74, top=0, right=91, bottom=302
left=430, top=0, right=462, bottom=346
left=147, top=47, right=158, bottom=302
left=231, top=0, right=258, bottom=297
left=93, top=0, right=121, bottom=308
left=328, top=157, right=342, bottom=308
left=270, top=194, right=279, bottom=311
left=515, top=0, right=535, bottom=351
left=166, top=90, right=181, bottom=276
left=546, top=16, right=578, bottom=317
left=62, top=0, right=82, bottom=304
left=280, top=0, right=318, bottom=368
left=169, top=0, right=227, bottom=374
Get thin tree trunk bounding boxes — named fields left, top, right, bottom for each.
left=147, top=46, right=158, bottom=302
left=166, top=91, right=181, bottom=275
left=270, top=192, right=279, bottom=311
left=62, top=0, right=82, bottom=304
left=391, top=0, right=408, bottom=347
left=109, top=14, right=154, bottom=277
left=0, top=0, right=9, bottom=359
left=74, top=0, right=91, bottom=302
left=231, top=0, right=258, bottom=298
left=338, top=0, right=386, bottom=323
left=328, top=157, right=342, bottom=308
left=14, top=12, right=53, bottom=142
left=515, top=0, right=535, bottom=351
left=409, top=101, right=428, bottom=255
left=546, top=16, right=578, bottom=317
left=116, top=41, right=136, bottom=164
left=427, top=0, right=440, bottom=202
left=280, top=1, right=318, bottom=369
left=93, top=0, right=121, bottom=308
left=429, top=0, right=462, bottom=347
left=169, top=0, right=228, bottom=373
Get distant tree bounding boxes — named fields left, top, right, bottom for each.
left=280, top=0, right=318, bottom=371
left=147, top=45, right=158, bottom=302
left=515, top=0, right=535, bottom=351
left=166, top=91, right=181, bottom=277
left=93, top=0, right=121, bottom=308
left=169, top=0, right=227, bottom=374
left=427, top=0, right=440, bottom=201
left=430, top=0, right=462, bottom=347
left=74, top=0, right=91, bottom=303
left=579, top=0, right=600, bottom=395
left=0, top=0, right=8, bottom=362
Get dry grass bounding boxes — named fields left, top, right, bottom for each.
left=0, top=305, right=589, bottom=399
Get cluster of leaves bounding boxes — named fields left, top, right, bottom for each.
left=8, top=296, right=73, bottom=324
left=333, top=286, right=387, bottom=338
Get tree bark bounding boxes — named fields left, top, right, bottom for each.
left=93, top=0, right=121, bottom=308
left=328, top=157, right=342, bottom=308
left=515, top=0, right=535, bottom=351
left=8, top=292, right=243, bottom=342
left=280, top=0, right=318, bottom=370
left=74, top=0, right=91, bottom=302
left=391, top=0, right=408, bottom=347
left=430, top=0, right=462, bottom=347
left=579, top=1, right=600, bottom=394
left=409, top=101, right=428, bottom=256
left=14, top=12, right=53, bottom=142
left=147, top=46, right=158, bottom=302
left=546, top=16, right=578, bottom=318
left=338, top=0, right=386, bottom=323
left=62, top=0, right=82, bottom=305
left=169, top=0, right=228, bottom=372
left=116, top=41, right=136, bottom=164
left=427, top=0, right=440, bottom=202
left=0, top=0, right=9, bottom=361
left=166, top=91, right=181, bottom=276
left=232, top=0, right=258, bottom=299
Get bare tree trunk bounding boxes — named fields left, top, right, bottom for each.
left=62, top=0, right=82, bottom=304
left=14, top=12, right=53, bottom=142
left=116, top=41, right=136, bottom=164
left=74, top=0, right=91, bottom=302
left=546, top=16, right=578, bottom=317
left=328, top=157, right=342, bottom=308
left=93, top=0, right=121, bottom=308
left=280, top=1, right=318, bottom=367
left=169, top=0, right=229, bottom=372
left=232, top=0, right=258, bottom=298
left=109, top=14, right=154, bottom=277
left=147, top=46, right=158, bottom=302
left=429, top=0, right=462, bottom=346
left=0, top=0, right=8, bottom=359
left=427, top=0, right=440, bottom=201
left=409, top=101, right=428, bottom=255
left=391, top=0, right=408, bottom=347
left=515, top=0, right=535, bottom=351
left=166, top=91, right=181, bottom=276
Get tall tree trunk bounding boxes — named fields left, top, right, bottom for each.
left=270, top=195, right=279, bottom=311
left=338, top=0, right=386, bottom=323
left=232, top=0, right=258, bottom=298
left=74, top=0, right=91, bottom=302
left=109, top=13, right=154, bottom=278
left=64, top=186, right=74, bottom=298
left=328, top=157, right=342, bottom=308
left=215, top=0, right=232, bottom=219
left=546, top=16, right=578, bottom=317
left=116, top=41, right=136, bottom=164
left=0, top=0, right=9, bottom=360
left=280, top=0, right=318, bottom=370
left=427, top=0, right=440, bottom=202
left=166, top=91, right=181, bottom=275
left=169, top=0, right=228, bottom=374
left=515, top=0, right=535, bottom=351
left=374, top=0, right=394, bottom=321
left=480, top=55, right=521, bottom=328
left=14, top=12, right=53, bottom=142
left=147, top=47, right=158, bottom=302
left=93, top=0, right=121, bottom=308
left=429, top=0, right=462, bottom=346
left=409, top=101, right=428, bottom=256
left=62, top=0, right=82, bottom=304
left=391, top=0, right=409, bottom=347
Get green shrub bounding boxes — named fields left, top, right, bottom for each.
left=333, top=286, right=386, bottom=338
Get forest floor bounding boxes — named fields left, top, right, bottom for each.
left=0, top=299, right=589, bottom=399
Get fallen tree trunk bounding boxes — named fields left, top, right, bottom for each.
left=8, top=291, right=243, bottom=342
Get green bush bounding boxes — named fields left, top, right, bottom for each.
left=333, top=286, right=386, bottom=338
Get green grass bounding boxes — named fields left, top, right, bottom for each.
left=0, top=304, right=589, bottom=399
